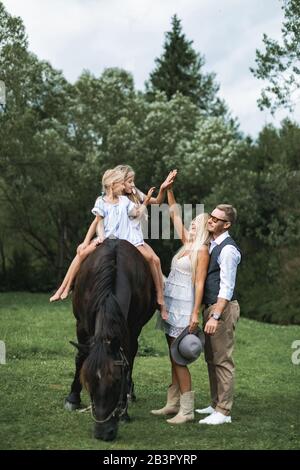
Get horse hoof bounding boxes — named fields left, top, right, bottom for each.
left=120, top=412, right=131, bottom=423
left=64, top=398, right=81, bottom=411
left=127, top=392, right=137, bottom=402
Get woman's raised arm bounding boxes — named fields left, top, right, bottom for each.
left=148, top=170, right=177, bottom=205
left=167, top=188, right=189, bottom=245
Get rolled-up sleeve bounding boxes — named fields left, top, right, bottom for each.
left=218, top=245, right=241, bottom=300
left=91, top=197, right=105, bottom=217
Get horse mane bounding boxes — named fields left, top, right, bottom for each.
left=80, top=240, right=129, bottom=392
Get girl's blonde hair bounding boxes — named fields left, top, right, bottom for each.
left=114, top=164, right=135, bottom=180
left=101, top=169, right=124, bottom=194
left=113, top=164, right=142, bottom=205
left=174, top=213, right=210, bottom=284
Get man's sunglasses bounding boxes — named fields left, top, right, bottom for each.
left=208, top=213, right=229, bottom=224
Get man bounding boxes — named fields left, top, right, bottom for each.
left=197, top=204, right=241, bottom=425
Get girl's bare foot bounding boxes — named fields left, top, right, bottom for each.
left=60, top=288, right=71, bottom=300
left=50, top=292, right=62, bottom=302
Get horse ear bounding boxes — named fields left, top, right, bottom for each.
left=110, top=337, right=121, bottom=353
left=69, top=341, right=89, bottom=354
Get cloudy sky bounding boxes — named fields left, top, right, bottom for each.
left=3, top=0, right=300, bottom=136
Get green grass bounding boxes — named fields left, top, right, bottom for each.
left=0, top=292, right=299, bottom=450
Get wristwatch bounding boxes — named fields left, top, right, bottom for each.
left=210, top=313, right=221, bottom=321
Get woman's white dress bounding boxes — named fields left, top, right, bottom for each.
left=162, top=254, right=195, bottom=338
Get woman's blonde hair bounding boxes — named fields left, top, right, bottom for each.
left=101, top=168, right=124, bottom=194
left=174, top=213, right=210, bottom=284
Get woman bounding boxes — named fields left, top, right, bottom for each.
left=151, top=183, right=210, bottom=424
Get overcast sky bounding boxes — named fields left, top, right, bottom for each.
left=3, top=0, right=300, bottom=137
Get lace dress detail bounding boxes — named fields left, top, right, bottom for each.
left=158, top=254, right=194, bottom=338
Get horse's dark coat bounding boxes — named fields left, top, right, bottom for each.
left=65, top=238, right=156, bottom=440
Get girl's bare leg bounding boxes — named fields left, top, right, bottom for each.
left=59, top=255, right=82, bottom=300
left=136, top=244, right=168, bottom=319
left=50, top=256, right=80, bottom=302
left=60, top=243, right=98, bottom=299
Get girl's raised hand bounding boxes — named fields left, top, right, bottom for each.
left=144, top=186, right=156, bottom=204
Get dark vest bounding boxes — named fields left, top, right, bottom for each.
left=203, top=236, right=241, bottom=305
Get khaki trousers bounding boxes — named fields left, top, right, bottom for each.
left=203, top=301, right=240, bottom=416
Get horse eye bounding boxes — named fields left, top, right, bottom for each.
left=112, top=369, right=122, bottom=381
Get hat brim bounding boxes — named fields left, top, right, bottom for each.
left=170, top=326, right=205, bottom=366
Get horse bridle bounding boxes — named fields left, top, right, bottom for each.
left=90, top=346, right=130, bottom=424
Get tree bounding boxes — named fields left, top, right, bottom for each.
left=0, top=56, right=80, bottom=285
left=146, top=14, right=226, bottom=116
left=251, top=0, right=300, bottom=113
left=0, top=2, right=84, bottom=286
left=203, top=119, right=300, bottom=324
left=0, top=1, right=27, bottom=49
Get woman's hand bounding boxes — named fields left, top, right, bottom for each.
left=189, top=312, right=199, bottom=333
left=160, top=170, right=177, bottom=190
left=161, top=309, right=168, bottom=321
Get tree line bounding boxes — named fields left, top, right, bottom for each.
left=1, top=3, right=300, bottom=324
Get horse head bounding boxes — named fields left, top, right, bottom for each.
left=80, top=335, right=129, bottom=441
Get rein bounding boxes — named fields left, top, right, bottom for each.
left=90, top=346, right=129, bottom=424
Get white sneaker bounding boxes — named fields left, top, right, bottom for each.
left=195, top=405, right=215, bottom=415
left=199, top=411, right=232, bottom=425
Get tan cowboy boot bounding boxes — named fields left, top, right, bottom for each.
left=150, top=384, right=180, bottom=416
left=166, top=391, right=195, bottom=424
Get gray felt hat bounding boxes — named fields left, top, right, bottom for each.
left=170, top=326, right=205, bottom=366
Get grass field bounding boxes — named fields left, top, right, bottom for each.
left=0, top=292, right=299, bottom=450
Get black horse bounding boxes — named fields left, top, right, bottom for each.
left=64, top=238, right=156, bottom=441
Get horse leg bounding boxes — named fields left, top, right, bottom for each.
left=119, top=335, right=139, bottom=424
left=127, top=337, right=139, bottom=402
left=128, top=380, right=136, bottom=402
left=64, top=329, right=89, bottom=411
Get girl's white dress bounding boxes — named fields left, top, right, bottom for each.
left=161, top=254, right=195, bottom=338
left=128, top=188, right=146, bottom=247
left=91, top=195, right=144, bottom=247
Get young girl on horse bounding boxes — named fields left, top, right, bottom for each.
left=115, top=165, right=177, bottom=320
left=50, top=168, right=154, bottom=302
